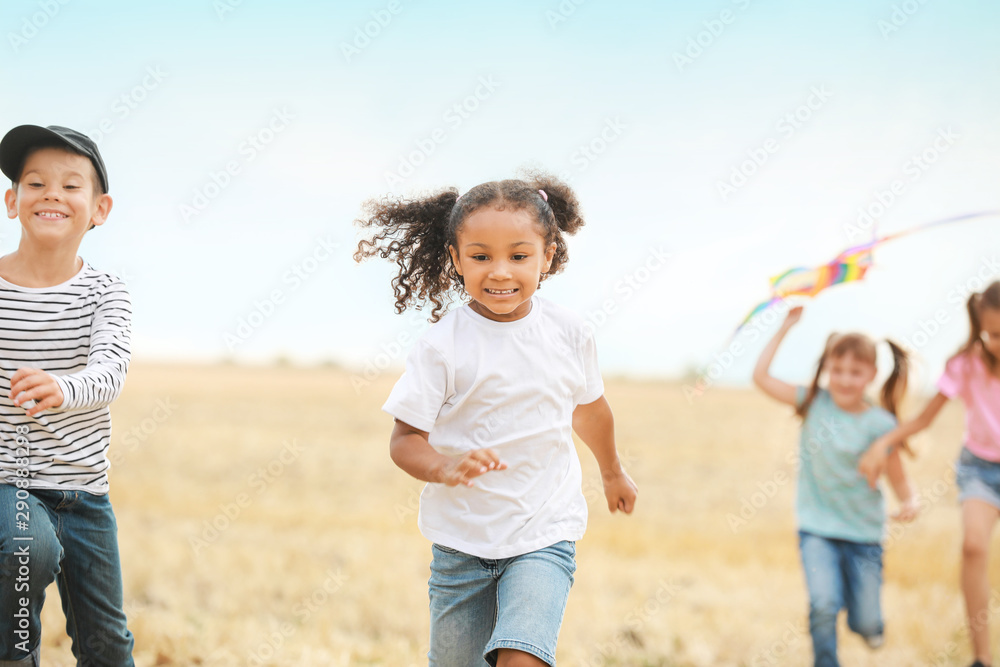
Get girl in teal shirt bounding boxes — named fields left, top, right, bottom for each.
left=753, top=305, right=918, bottom=667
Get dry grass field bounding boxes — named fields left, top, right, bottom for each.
left=31, top=362, right=991, bottom=666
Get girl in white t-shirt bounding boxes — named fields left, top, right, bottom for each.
left=355, top=173, right=637, bottom=667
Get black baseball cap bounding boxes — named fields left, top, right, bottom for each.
left=0, top=125, right=109, bottom=194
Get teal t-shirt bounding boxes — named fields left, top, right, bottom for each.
left=795, top=387, right=897, bottom=543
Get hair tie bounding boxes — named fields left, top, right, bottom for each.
left=538, top=189, right=548, bottom=202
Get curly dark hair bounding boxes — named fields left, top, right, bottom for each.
left=354, top=172, right=584, bottom=322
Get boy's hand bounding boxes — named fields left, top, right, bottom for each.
left=9, top=368, right=64, bottom=417
left=436, top=449, right=507, bottom=487
left=891, top=495, right=921, bottom=523
left=602, top=466, right=638, bottom=514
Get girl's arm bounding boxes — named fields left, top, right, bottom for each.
left=884, top=449, right=919, bottom=522
left=857, top=392, right=950, bottom=488
left=389, top=419, right=506, bottom=487
left=572, top=395, right=637, bottom=514
left=751, top=305, right=803, bottom=407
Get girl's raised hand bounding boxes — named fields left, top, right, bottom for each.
left=784, top=305, right=804, bottom=327
left=602, top=467, right=638, bottom=514
left=438, top=449, right=507, bottom=487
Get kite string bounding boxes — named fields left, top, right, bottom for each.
left=737, top=210, right=1000, bottom=334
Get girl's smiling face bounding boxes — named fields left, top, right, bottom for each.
left=449, top=207, right=556, bottom=322
left=824, top=352, right=877, bottom=412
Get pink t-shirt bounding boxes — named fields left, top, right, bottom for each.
left=937, top=351, right=1000, bottom=461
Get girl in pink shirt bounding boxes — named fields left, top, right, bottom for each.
left=859, top=280, right=1000, bottom=667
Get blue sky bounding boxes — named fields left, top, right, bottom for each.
left=1, top=0, right=998, bottom=392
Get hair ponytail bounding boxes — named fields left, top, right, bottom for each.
left=956, top=281, right=1000, bottom=373
left=882, top=339, right=912, bottom=455
left=522, top=172, right=584, bottom=279
left=354, top=189, right=461, bottom=322
left=796, top=334, right=834, bottom=419
left=880, top=340, right=909, bottom=417
left=356, top=171, right=586, bottom=321
left=526, top=173, right=584, bottom=236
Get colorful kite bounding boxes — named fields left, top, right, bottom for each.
left=736, top=210, right=1000, bottom=333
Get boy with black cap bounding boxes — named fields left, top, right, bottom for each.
left=0, top=125, right=134, bottom=666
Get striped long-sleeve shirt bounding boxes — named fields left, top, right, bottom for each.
left=0, top=263, right=131, bottom=494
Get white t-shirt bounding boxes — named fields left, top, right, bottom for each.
left=383, top=296, right=605, bottom=559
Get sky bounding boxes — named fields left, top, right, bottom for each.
left=1, top=0, right=998, bottom=393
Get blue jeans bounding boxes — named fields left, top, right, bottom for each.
left=0, top=485, right=134, bottom=666
left=428, top=541, right=576, bottom=667
left=799, top=531, right=883, bottom=667
left=956, top=447, right=1000, bottom=509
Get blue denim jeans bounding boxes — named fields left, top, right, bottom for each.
left=955, top=447, right=1000, bottom=509
left=0, top=485, right=134, bottom=666
left=799, top=531, right=883, bottom=667
left=428, top=541, right=576, bottom=667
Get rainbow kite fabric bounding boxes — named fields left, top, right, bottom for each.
left=736, top=211, right=1000, bottom=333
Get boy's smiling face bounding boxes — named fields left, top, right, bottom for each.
left=4, top=146, right=112, bottom=250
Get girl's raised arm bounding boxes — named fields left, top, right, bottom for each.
left=857, top=392, right=950, bottom=488
left=752, top=305, right=803, bottom=407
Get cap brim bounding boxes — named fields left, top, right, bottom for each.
left=0, top=125, right=107, bottom=192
